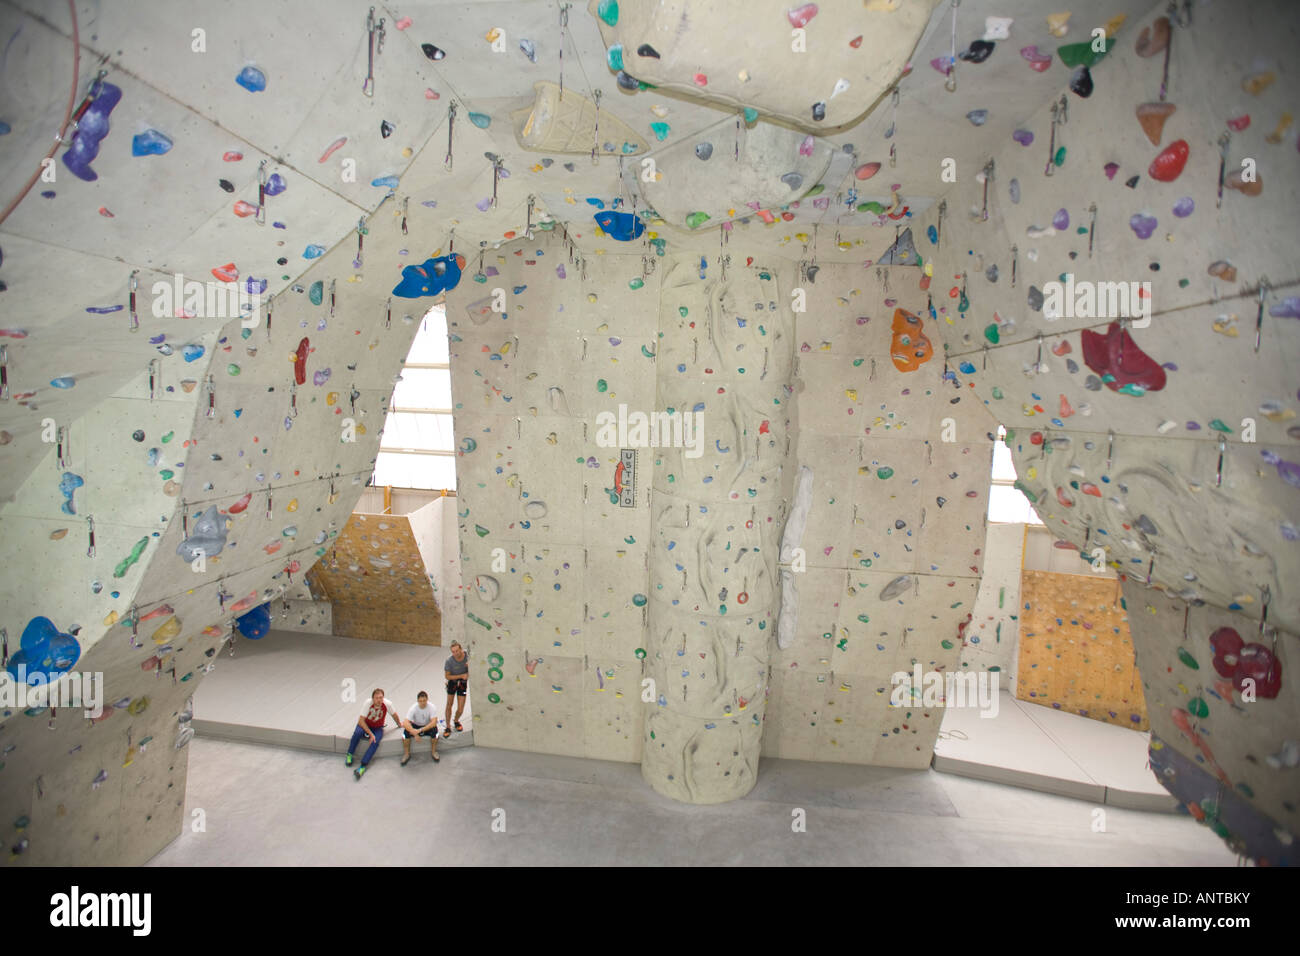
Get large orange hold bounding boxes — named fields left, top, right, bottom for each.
left=889, top=308, right=933, bottom=372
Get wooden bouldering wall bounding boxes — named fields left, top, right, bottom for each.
left=1016, top=569, right=1147, bottom=730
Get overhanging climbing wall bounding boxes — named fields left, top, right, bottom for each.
left=307, top=512, right=441, bottom=644
left=912, top=0, right=1300, bottom=859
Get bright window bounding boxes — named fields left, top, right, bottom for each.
left=988, top=425, right=1043, bottom=525
left=372, top=304, right=457, bottom=491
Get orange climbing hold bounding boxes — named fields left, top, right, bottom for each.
left=888, top=308, right=933, bottom=373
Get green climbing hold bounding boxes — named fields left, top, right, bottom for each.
left=607, top=45, right=623, bottom=72
left=487, top=692, right=501, bottom=704
left=468, top=111, right=491, bottom=129
left=597, top=0, right=618, bottom=26
left=984, top=324, right=1000, bottom=344
left=488, top=667, right=504, bottom=681
left=1013, top=480, right=1038, bottom=504
left=685, top=211, right=710, bottom=229
left=805, top=184, right=825, bottom=197
left=159, top=469, right=174, bottom=480
left=641, top=345, right=655, bottom=357
left=632, top=593, right=647, bottom=607
left=650, top=121, right=669, bottom=141
left=857, top=201, right=886, bottom=214
left=161, top=431, right=174, bottom=443
left=596, top=378, right=608, bottom=392
left=1188, top=697, right=1209, bottom=719
left=743, top=107, right=758, bottom=123
left=1177, top=647, right=1199, bottom=669
left=634, top=647, right=647, bottom=659
left=1057, top=41, right=1108, bottom=68
left=958, top=290, right=970, bottom=312
left=227, top=364, right=241, bottom=375
left=474, top=524, right=489, bottom=537
left=1209, top=419, right=1232, bottom=433
left=991, top=386, right=1004, bottom=400
left=113, top=537, right=149, bottom=578
left=876, top=467, right=894, bottom=479
left=1054, top=146, right=1066, bottom=167
left=649, top=238, right=666, bottom=255
left=487, top=652, right=504, bottom=668
left=629, top=277, right=644, bottom=290
left=679, top=307, right=688, bottom=317
left=309, top=281, right=323, bottom=306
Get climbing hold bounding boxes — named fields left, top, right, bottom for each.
left=855, top=162, right=881, bottom=180
left=1225, top=170, right=1262, bottom=196
left=235, top=65, right=267, bottom=92
left=787, top=3, right=818, bottom=28
left=966, top=109, right=989, bottom=126
left=1080, top=322, right=1166, bottom=393
left=61, top=82, right=121, bottom=181
left=615, top=70, right=639, bottom=91
left=685, top=211, right=710, bottom=229
left=421, top=43, right=446, bottom=60
left=636, top=43, right=659, bottom=59
left=1008, top=178, right=1020, bottom=203
left=1136, top=17, right=1170, bottom=57
left=308, top=281, right=324, bottom=306
left=1241, top=71, right=1275, bottom=95
left=780, top=172, right=804, bottom=190
left=606, top=44, right=623, bottom=71
left=695, top=142, right=713, bottom=160
left=1148, top=139, right=1189, bottom=182
left=1068, top=66, right=1093, bottom=98
left=131, top=129, right=173, bottom=156
left=1129, top=214, right=1157, bottom=239
left=960, top=40, right=995, bottom=64
left=1172, top=196, right=1194, bottom=217
left=1207, top=260, right=1237, bottom=282
left=889, top=308, right=933, bottom=372
left=1136, top=102, right=1176, bottom=145
left=650, top=122, right=669, bottom=141
left=811, top=101, right=826, bottom=122
left=519, top=38, right=537, bottom=62
left=380, top=119, right=395, bottom=138
left=1020, top=46, right=1053, bottom=72
left=468, top=112, right=491, bottom=129
left=597, top=0, right=618, bottom=26
left=1052, top=208, right=1070, bottom=230
left=1012, top=129, right=1033, bottom=146
left=593, top=210, right=644, bottom=241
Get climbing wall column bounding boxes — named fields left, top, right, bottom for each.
left=641, top=256, right=795, bottom=802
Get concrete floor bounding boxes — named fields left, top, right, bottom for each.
left=150, top=737, right=1239, bottom=866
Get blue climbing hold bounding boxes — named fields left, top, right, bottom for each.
left=132, top=129, right=173, bottom=156
left=235, top=66, right=267, bottom=92
left=392, top=253, right=464, bottom=299
left=593, top=210, right=645, bottom=241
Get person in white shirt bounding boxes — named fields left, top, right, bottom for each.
left=401, top=691, right=440, bottom=765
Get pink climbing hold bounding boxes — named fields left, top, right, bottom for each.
left=1020, top=46, right=1053, bottom=72
left=395, top=15, right=412, bottom=29
left=318, top=136, right=348, bottom=163
left=425, top=88, right=440, bottom=99
left=1104, top=162, right=1120, bottom=179
left=222, top=151, right=243, bottom=162
left=798, top=134, right=815, bottom=157
left=787, top=3, right=818, bottom=28
left=693, top=72, right=708, bottom=86
left=1227, top=114, right=1250, bottom=132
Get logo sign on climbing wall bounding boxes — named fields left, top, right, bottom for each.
left=618, top=449, right=636, bottom=508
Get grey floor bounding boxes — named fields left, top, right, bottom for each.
left=150, top=737, right=1239, bottom=866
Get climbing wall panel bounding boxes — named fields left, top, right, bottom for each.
left=1016, top=568, right=1146, bottom=729
left=911, top=0, right=1300, bottom=856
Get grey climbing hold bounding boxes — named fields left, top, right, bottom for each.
left=616, top=70, right=639, bottom=91
left=966, top=109, right=989, bottom=126
left=812, top=101, right=826, bottom=121
left=695, top=142, right=713, bottom=160
left=985, top=264, right=999, bottom=283
left=780, top=172, right=804, bottom=190
left=519, top=38, right=537, bottom=62
left=637, top=43, right=660, bottom=58
left=1084, top=375, right=1103, bottom=391
left=880, top=575, right=912, bottom=601
left=1134, top=514, right=1158, bottom=536
left=1065, top=358, right=1079, bottom=374
left=1028, top=285, right=1044, bottom=311
left=878, top=228, right=918, bottom=265
left=1008, top=178, right=1020, bottom=203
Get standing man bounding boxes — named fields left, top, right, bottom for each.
left=443, top=641, right=469, bottom=738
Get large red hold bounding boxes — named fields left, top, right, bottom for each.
left=1080, top=322, right=1167, bottom=392
left=1148, top=139, right=1189, bottom=182
left=294, top=337, right=310, bottom=386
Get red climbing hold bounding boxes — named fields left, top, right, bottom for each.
left=211, top=263, right=239, bottom=283
left=1080, top=322, right=1167, bottom=393
left=1148, top=139, right=1189, bottom=182
left=294, top=336, right=311, bottom=386
left=850, top=35, right=863, bottom=48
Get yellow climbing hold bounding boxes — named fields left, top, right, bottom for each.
left=152, top=616, right=182, bottom=644
left=103, top=610, right=119, bottom=626
left=1103, top=13, right=1126, bottom=36
left=286, top=498, right=299, bottom=512
left=1046, top=12, right=1070, bottom=36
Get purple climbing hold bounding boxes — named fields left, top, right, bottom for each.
left=1172, top=196, right=1194, bottom=217
left=1268, top=296, right=1300, bottom=319
left=1052, top=208, right=1070, bottom=230
left=1012, top=129, right=1034, bottom=146
left=1261, top=450, right=1300, bottom=488
left=265, top=173, right=287, bottom=196
left=62, top=82, right=123, bottom=182
left=1129, top=214, right=1157, bottom=239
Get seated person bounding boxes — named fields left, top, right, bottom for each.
left=402, top=690, right=440, bottom=765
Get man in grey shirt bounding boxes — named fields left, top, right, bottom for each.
left=443, top=641, right=469, bottom=738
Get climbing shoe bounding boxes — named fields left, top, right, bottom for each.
left=353, top=766, right=366, bottom=781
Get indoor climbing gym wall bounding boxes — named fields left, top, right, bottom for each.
left=1017, top=568, right=1147, bottom=730
left=909, top=1, right=1299, bottom=861
left=306, top=512, right=442, bottom=644
left=2, top=0, right=1298, bottom=863
left=958, top=522, right=1024, bottom=690
left=761, top=264, right=994, bottom=769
